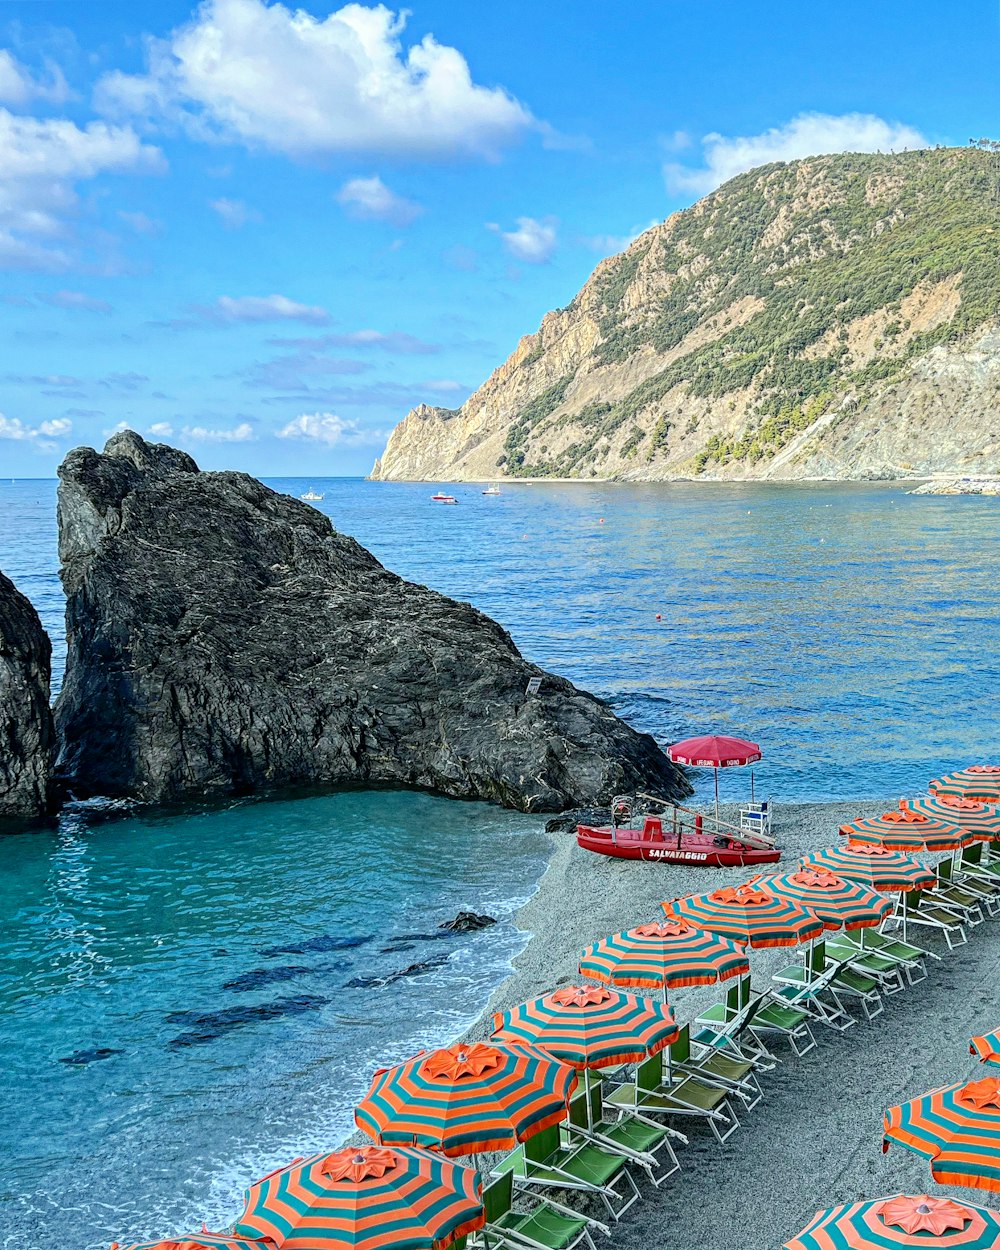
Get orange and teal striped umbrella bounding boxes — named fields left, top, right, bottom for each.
left=490, top=984, right=679, bottom=1069
left=783, top=1194, right=1000, bottom=1249
left=112, top=1239, right=275, bottom=1250
left=931, top=769, right=1000, bottom=806
left=751, top=869, right=893, bottom=932
left=971, top=1032, right=1000, bottom=1067
left=355, top=1041, right=577, bottom=1156
left=883, top=1077, right=1000, bottom=1192
left=662, top=884, right=824, bottom=949
left=579, top=920, right=750, bottom=990
left=234, top=1146, right=483, bottom=1250
left=904, top=796, right=1000, bottom=843
left=841, top=810, right=972, bottom=853
left=800, top=845, right=936, bottom=893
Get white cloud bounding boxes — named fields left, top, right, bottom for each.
left=148, top=421, right=174, bottom=436
left=38, top=417, right=72, bottom=437
left=336, top=175, right=420, bottom=226
left=0, top=411, right=72, bottom=448
left=211, top=293, right=329, bottom=324
left=209, top=196, right=261, bottom=228
left=41, top=289, right=112, bottom=313
left=278, top=411, right=384, bottom=446
left=95, top=0, right=534, bottom=161
left=0, top=108, right=164, bottom=270
left=665, top=111, right=929, bottom=196
left=487, top=215, right=557, bottom=264
left=182, top=421, right=255, bottom=441
left=0, top=50, right=71, bottom=106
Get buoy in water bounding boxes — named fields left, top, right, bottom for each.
left=599, top=518, right=605, bottom=524
left=655, top=613, right=662, bottom=620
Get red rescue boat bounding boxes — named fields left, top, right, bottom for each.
left=577, top=800, right=781, bottom=868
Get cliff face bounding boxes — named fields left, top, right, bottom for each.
left=0, top=569, right=54, bottom=825
left=54, top=432, right=689, bottom=813
left=371, top=147, right=1000, bottom=482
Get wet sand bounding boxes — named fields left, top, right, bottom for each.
left=468, top=801, right=1000, bottom=1250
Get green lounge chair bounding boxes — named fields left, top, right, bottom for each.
left=890, top=890, right=968, bottom=948
left=666, top=1023, right=763, bottom=1110
left=494, top=1121, right=640, bottom=1225
left=767, top=962, right=855, bottom=1032
left=822, top=938, right=906, bottom=995
left=565, top=1081, right=682, bottom=1188
left=926, top=881, right=984, bottom=925
left=475, top=1171, right=599, bottom=1250
left=605, top=1052, right=741, bottom=1144
left=690, top=985, right=779, bottom=1071
left=840, top=929, right=935, bottom=981
left=775, top=962, right=883, bottom=1022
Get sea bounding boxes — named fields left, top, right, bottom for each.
left=1, top=475, right=998, bottom=1249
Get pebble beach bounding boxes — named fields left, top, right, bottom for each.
left=465, top=801, right=1000, bottom=1250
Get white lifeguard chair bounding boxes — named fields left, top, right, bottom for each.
left=739, top=800, right=772, bottom=837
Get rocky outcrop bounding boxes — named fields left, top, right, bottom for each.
left=371, top=147, right=1000, bottom=483
left=0, top=569, right=55, bottom=826
left=54, top=432, right=688, bottom=813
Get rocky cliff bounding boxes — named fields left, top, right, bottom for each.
left=54, top=432, right=688, bottom=812
left=0, top=569, right=54, bottom=825
left=371, top=147, right=1000, bottom=482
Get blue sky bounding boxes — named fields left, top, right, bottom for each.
left=0, top=0, right=997, bottom=477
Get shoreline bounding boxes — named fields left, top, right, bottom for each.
left=462, top=799, right=1000, bottom=1249
left=368, top=475, right=932, bottom=486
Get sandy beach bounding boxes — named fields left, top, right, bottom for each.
left=465, top=800, right=1000, bottom=1250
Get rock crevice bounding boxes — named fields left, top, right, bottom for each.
left=54, top=432, right=688, bottom=812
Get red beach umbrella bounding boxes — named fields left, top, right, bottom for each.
left=668, top=734, right=763, bottom=820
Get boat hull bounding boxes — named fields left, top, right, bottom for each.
left=576, top=824, right=781, bottom=867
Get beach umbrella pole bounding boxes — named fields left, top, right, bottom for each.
left=714, top=769, right=720, bottom=828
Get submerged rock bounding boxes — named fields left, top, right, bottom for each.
left=58, top=1047, right=124, bottom=1066
left=166, top=993, right=329, bottom=1048
left=344, top=953, right=450, bottom=989
left=54, top=432, right=690, bottom=812
left=0, top=569, right=55, bottom=826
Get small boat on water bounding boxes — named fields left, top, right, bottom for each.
left=578, top=799, right=781, bottom=868
left=300, top=488, right=325, bottom=501
left=482, top=483, right=501, bottom=496
left=431, top=491, right=458, bottom=504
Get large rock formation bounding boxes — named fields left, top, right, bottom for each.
left=371, top=147, right=1000, bottom=483
left=0, top=569, right=54, bottom=825
left=54, top=432, right=688, bottom=812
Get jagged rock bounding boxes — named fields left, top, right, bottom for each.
left=0, top=569, right=55, bottom=826
left=440, top=911, right=497, bottom=932
left=54, top=432, right=689, bottom=813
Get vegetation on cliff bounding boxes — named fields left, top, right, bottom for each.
left=374, top=146, right=1000, bottom=482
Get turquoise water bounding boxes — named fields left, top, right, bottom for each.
left=1, top=793, right=543, bottom=1248
left=1, top=475, right=999, bottom=1248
